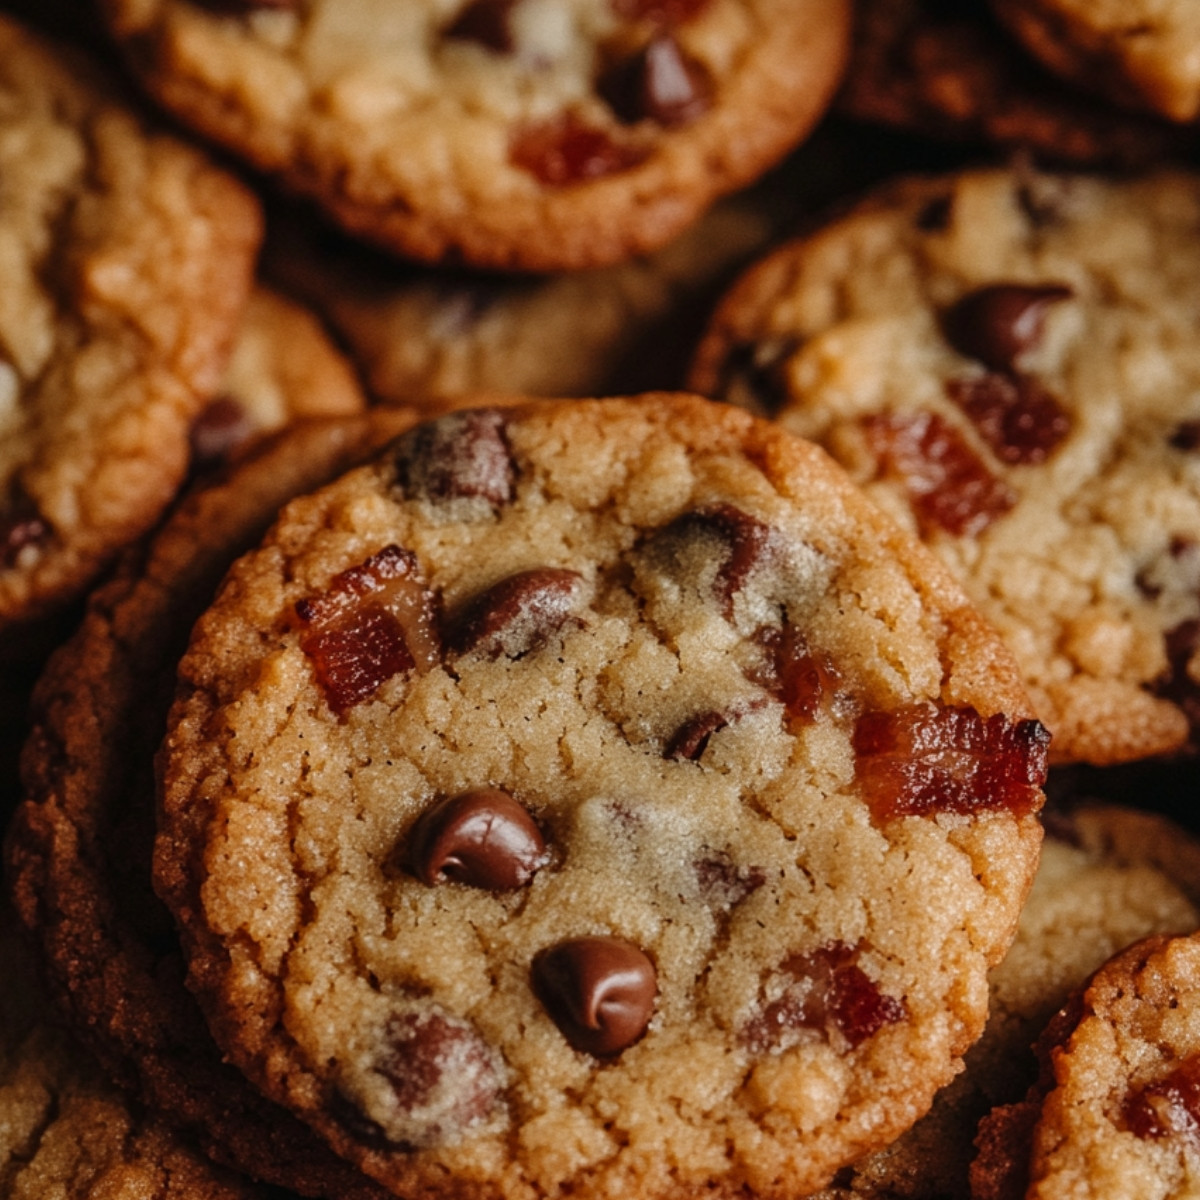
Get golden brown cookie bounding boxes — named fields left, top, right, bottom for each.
left=156, top=394, right=1047, bottom=1199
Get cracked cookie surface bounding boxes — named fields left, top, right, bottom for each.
left=97, top=0, right=847, bottom=271
left=157, top=394, right=1046, bottom=1199
left=693, top=166, right=1200, bottom=766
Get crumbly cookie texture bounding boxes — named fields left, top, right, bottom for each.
left=97, top=0, right=848, bottom=271
left=989, top=0, right=1200, bottom=123
left=157, top=394, right=1046, bottom=1200
left=190, top=285, right=367, bottom=472
left=838, top=0, right=1197, bottom=166
left=7, top=413, right=426, bottom=1200
left=807, top=802, right=1200, bottom=1200
left=975, top=932, right=1200, bottom=1200
left=693, top=166, right=1200, bottom=766
left=0, top=908, right=267, bottom=1200
left=0, top=15, right=261, bottom=635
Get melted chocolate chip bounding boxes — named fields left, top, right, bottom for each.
left=599, top=35, right=712, bottom=126
left=189, top=396, right=256, bottom=469
left=665, top=709, right=730, bottom=761
left=445, top=568, right=583, bottom=659
left=1171, top=421, right=1200, bottom=452
left=694, top=851, right=765, bottom=908
left=943, top=283, right=1073, bottom=373
left=532, top=936, right=657, bottom=1056
left=405, top=789, right=548, bottom=890
left=510, top=113, right=648, bottom=186
left=1152, top=619, right=1200, bottom=738
left=0, top=495, right=49, bottom=569
left=915, top=195, right=952, bottom=232
left=445, top=0, right=517, bottom=51
left=370, top=1009, right=500, bottom=1147
left=394, top=409, right=515, bottom=508
left=714, top=339, right=798, bottom=417
left=946, top=372, right=1071, bottom=465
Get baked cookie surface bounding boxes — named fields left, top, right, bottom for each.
left=0, top=14, right=261, bottom=635
left=156, top=394, right=1047, bottom=1199
left=7, top=413, right=425, bottom=1199
left=989, top=0, right=1200, bottom=123
left=693, top=166, right=1200, bottom=765
left=97, top=0, right=848, bottom=271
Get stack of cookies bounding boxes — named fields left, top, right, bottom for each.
left=2, top=3, right=1200, bottom=1199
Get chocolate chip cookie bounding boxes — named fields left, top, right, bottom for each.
left=693, top=165, right=1200, bottom=766
left=7, top=411, right=428, bottom=1199
left=156, top=393, right=1047, bottom=1199
left=974, top=930, right=1200, bottom=1200
left=0, top=14, right=261, bottom=639
left=96, top=0, right=848, bottom=271
left=989, top=0, right=1200, bottom=123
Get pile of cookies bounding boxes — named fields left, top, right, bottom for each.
left=2, top=2, right=1200, bottom=1199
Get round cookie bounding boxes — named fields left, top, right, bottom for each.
left=7, top=411, right=429, bottom=1199
left=96, top=0, right=848, bottom=272
left=807, top=802, right=1200, bottom=1200
left=692, top=165, right=1200, bottom=766
left=0, top=906, right=277, bottom=1200
left=190, top=285, right=367, bottom=473
left=0, top=15, right=261, bottom=638
left=975, top=931, right=1200, bottom=1200
left=156, top=394, right=1048, bottom=1199
left=989, top=0, right=1200, bottom=124
left=838, top=0, right=1198, bottom=166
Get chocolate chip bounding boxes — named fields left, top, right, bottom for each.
left=510, top=112, right=649, bottom=186
left=665, top=709, right=730, bottom=761
left=445, top=0, right=517, bottom=52
left=0, top=494, right=49, bottom=569
left=189, top=396, right=256, bottom=469
left=193, top=0, right=298, bottom=10
left=915, top=195, right=952, bottom=232
left=1171, top=421, right=1200, bottom=452
left=943, top=283, right=1073, bottom=372
left=369, top=1009, right=500, bottom=1147
left=404, top=788, right=548, bottom=890
left=694, top=851, right=765, bottom=908
left=394, top=409, right=515, bottom=508
left=1152, top=619, right=1200, bottom=738
left=713, top=339, right=798, bottom=417
left=444, top=568, right=583, bottom=659
left=649, top=503, right=773, bottom=618
left=532, top=936, right=657, bottom=1056
left=599, top=34, right=712, bottom=127
left=946, top=371, right=1071, bottom=465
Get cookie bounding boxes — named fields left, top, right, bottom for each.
left=692, top=165, right=1200, bottom=766
left=989, top=0, right=1200, bottom=124
left=0, top=906, right=273, bottom=1200
left=155, top=394, right=1047, bottom=1199
left=190, top=285, right=367, bottom=473
left=96, top=0, right=848, bottom=272
left=838, top=0, right=1197, bottom=166
left=974, top=930, right=1200, bottom=1200
left=7, top=411, right=429, bottom=1199
left=807, top=802, right=1200, bottom=1200
left=0, top=15, right=261, bottom=638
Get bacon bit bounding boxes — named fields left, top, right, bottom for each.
left=946, top=373, right=1070, bottom=465
left=611, top=0, right=711, bottom=21
left=295, top=545, right=440, bottom=716
left=863, top=411, right=1016, bottom=537
left=510, top=112, right=648, bottom=186
left=752, top=625, right=843, bottom=724
left=1124, top=1056, right=1200, bottom=1144
left=853, top=702, right=1050, bottom=823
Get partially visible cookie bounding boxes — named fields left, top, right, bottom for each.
left=0, top=15, right=261, bottom=637
left=693, top=165, right=1200, bottom=765
left=975, top=930, right=1200, bottom=1200
left=97, top=0, right=848, bottom=271
left=156, top=394, right=1047, bottom=1200
left=990, top=0, right=1200, bottom=124
left=190, top=286, right=367, bottom=473
left=0, top=906, right=276, bottom=1200
left=808, top=802, right=1200, bottom=1199
left=839, top=0, right=1197, bottom=166
left=7, top=412, right=428, bottom=1199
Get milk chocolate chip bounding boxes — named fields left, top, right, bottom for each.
left=395, top=409, right=515, bottom=508
left=405, top=789, right=548, bottom=890
left=532, top=936, right=656, bottom=1056
left=943, top=283, right=1073, bottom=372
left=445, top=567, right=583, bottom=659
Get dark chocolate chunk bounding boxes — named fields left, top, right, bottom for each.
left=394, top=409, right=515, bottom=508
left=599, top=35, right=712, bottom=126
left=405, top=788, right=548, bottom=890
left=532, top=936, right=657, bottom=1056
left=445, top=0, right=517, bottom=51
left=444, top=567, right=583, bottom=659
left=1170, top=420, right=1200, bottom=452
left=943, top=283, right=1072, bottom=372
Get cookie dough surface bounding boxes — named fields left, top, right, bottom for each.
left=0, top=15, right=261, bottom=633
left=97, top=0, right=847, bottom=271
left=157, top=394, right=1046, bottom=1200
left=693, top=166, right=1200, bottom=765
